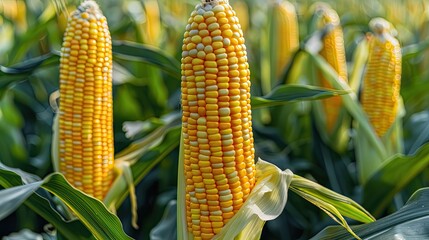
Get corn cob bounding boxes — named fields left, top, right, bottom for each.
left=181, top=0, right=255, bottom=238
left=58, top=0, right=114, bottom=200
left=317, top=5, right=348, bottom=133
left=361, top=18, right=401, bottom=137
left=271, top=0, right=299, bottom=81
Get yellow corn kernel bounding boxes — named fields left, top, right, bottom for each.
left=58, top=0, right=114, bottom=200
left=271, top=0, right=299, bottom=80
left=317, top=5, right=348, bottom=133
left=181, top=0, right=255, bottom=239
left=361, top=18, right=401, bottom=137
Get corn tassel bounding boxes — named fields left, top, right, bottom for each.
left=361, top=18, right=402, bottom=137
left=271, top=0, right=299, bottom=82
left=180, top=0, right=256, bottom=238
left=58, top=0, right=114, bottom=200
left=317, top=5, right=348, bottom=134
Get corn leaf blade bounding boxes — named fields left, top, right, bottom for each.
left=251, top=84, right=349, bottom=109
left=290, top=175, right=375, bottom=224
left=40, top=173, right=133, bottom=240
left=105, top=127, right=181, bottom=209
left=311, top=188, right=429, bottom=240
left=0, top=181, right=43, bottom=221
left=112, top=41, right=180, bottom=79
left=0, top=163, right=132, bottom=240
left=363, top=142, right=429, bottom=216
left=0, top=164, right=93, bottom=240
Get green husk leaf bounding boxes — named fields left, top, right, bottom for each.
left=105, top=126, right=181, bottom=209
left=348, top=36, right=368, bottom=94
left=290, top=175, right=375, bottom=224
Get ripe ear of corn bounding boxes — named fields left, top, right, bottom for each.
left=58, top=0, right=114, bottom=200
left=317, top=5, right=348, bottom=134
left=361, top=18, right=402, bottom=137
left=270, top=0, right=299, bottom=82
left=180, top=0, right=255, bottom=238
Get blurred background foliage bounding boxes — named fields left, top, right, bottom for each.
left=2, top=0, right=429, bottom=239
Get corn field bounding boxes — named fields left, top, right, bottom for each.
left=1, top=0, right=429, bottom=239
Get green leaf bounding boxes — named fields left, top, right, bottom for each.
left=41, top=174, right=133, bottom=240
left=0, top=181, right=43, bottom=221
left=311, top=188, right=429, bottom=240
left=289, top=175, right=374, bottom=239
left=150, top=200, right=177, bottom=240
left=0, top=164, right=132, bottom=240
left=290, top=175, right=375, bottom=224
left=348, top=36, right=368, bottom=94
left=114, top=112, right=181, bottom=162
left=112, top=41, right=180, bottom=79
left=251, top=84, right=349, bottom=109
left=363, top=142, right=429, bottom=216
left=105, top=126, right=181, bottom=209
left=7, top=4, right=57, bottom=64
left=0, top=53, right=59, bottom=89
left=0, top=92, right=27, bottom=165
left=401, top=38, right=429, bottom=60
left=0, top=164, right=93, bottom=240
left=3, top=229, right=45, bottom=240
left=0, top=53, right=59, bottom=75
